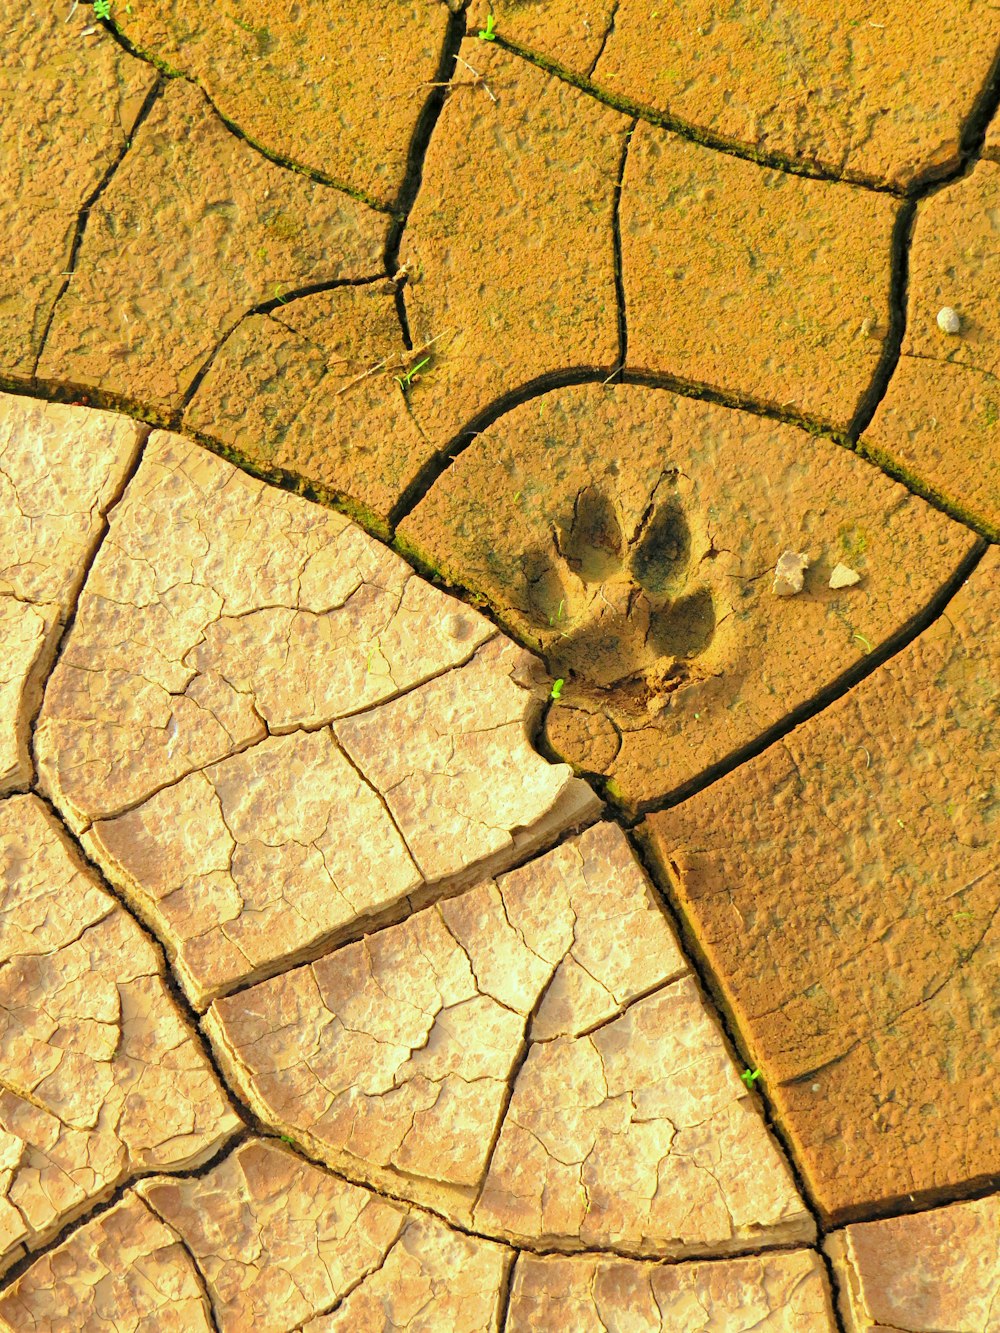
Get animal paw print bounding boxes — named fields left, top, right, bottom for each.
left=524, top=485, right=716, bottom=688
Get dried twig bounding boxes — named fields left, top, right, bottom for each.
left=455, top=55, right=498, bottom=103
left=333, top=357, right=390, bottom=396
left=391, top=56, right=497, bottom=104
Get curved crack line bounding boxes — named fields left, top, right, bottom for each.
left=633, top=784, right=999, bottom=1246
left=90, top=15, right=396, bottom=215
left=611, top=117, right=637, bottom=376
left=385, top=357, right=928, bottom=538
left=0, top=1128, right=250, bottom=1297
left=611, top=537, right=986, bottom=822
left=957, top=34, right=1000, bottom=162
left=384, top=5, right=468, bottom=271
left=846, top=199, right=916, bottom=440
left=1, top=31, right=995, bottom=1300
left=215, top=1105, right=815, bottom=1268
left=586, top=0, right=620, bottom=80
left=5, top=754, right=976, bottom=1298
left=625, top=831, right=835, bottom=1263
left=133, top=1208, right=224, bottom=1333
left=10, top=227, right=995, bottom=547
left=174, top=271, right=388, bottom=430
left=31, top=77, right=165, bottom=379
left=23, top=427, right=151, bottom=799
left=293, top=1212, right=409, bottom=1325
left=20, top=790, right=258, bottom=1129
left=491, top=34, right=903, bottom=196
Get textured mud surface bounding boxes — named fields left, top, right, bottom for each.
left=0, top=0, right=997, bottom=1326
left=645, top=549, right=999, bottom=1223
left=473, top=0, right=1000, bottom=190
left=400, top=382, right=979, bottom=810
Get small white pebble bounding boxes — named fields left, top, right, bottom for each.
left=937, top=306, right=961, bottom=335
left=811, top=1083, right=821, bottom=1093
left=829, top=562, right=861, bottom=589
left=773, top=550, right=809, bottom=597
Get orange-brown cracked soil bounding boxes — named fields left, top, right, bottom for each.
left=0, top=0, right=997, bottom=1325
left=400, top=382, right=979, bottom=811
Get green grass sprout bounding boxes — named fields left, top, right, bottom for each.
left=395, top=356, right=430, bottom=391
left=740, top=1067, right=762, bottom=1089
left=478, top=13, right=497, bottom=40
left=550, top=678, right=564, bottom=701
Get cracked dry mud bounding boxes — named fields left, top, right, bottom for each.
left=0, top=0, right=998, bottom=1327
left=0, top=795, right=239, bottom=1276
left=400, top=381, right=979, bottom=810
left=204, top=824, right=812, bottom=1255
left=0, top=397, right=143, bottom=795
left=471, top=0, right=1000, bottom=190
left=645, top=547, right=1000, bottom=1224
left=865, top=157, right=1000, bottom=538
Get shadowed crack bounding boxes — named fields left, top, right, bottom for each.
left=0, top=776, right=955, bottom=1297
left=6, top=359, right=992, bottom=849
left=490, top=34, right=903, bottom=196
left=623, top=831, right=847, bottom=1330
left=957, top=37, right=1000, bottom=163
left=834, top=38, right=1000, bottom=442
left=85, top=0, right=1000, bottom=205
left=8, top=288, right=996, bottom=547
left=823, top=1173, right=1000, bottom=1234
left=847, top=200, right=917, bottom=440
left=586, top=1, right=621, bottom=80
left=610, top=118, right=636, bottom=377
left=494, top=1251, right=517, bottom=1332
left=384, top=6, right=467, bottom=266
left=140, top=1211, right=224, bottom=1333
left=388, top=369, right=626, bottom=533
left=386, top=356, right=995, bottom=544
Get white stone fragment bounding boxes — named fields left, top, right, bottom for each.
left=829, top=563, right=862, bottom=589
left=936, top=306, right=961, bottom=334
left=773, top=551, right=810, bottom=597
